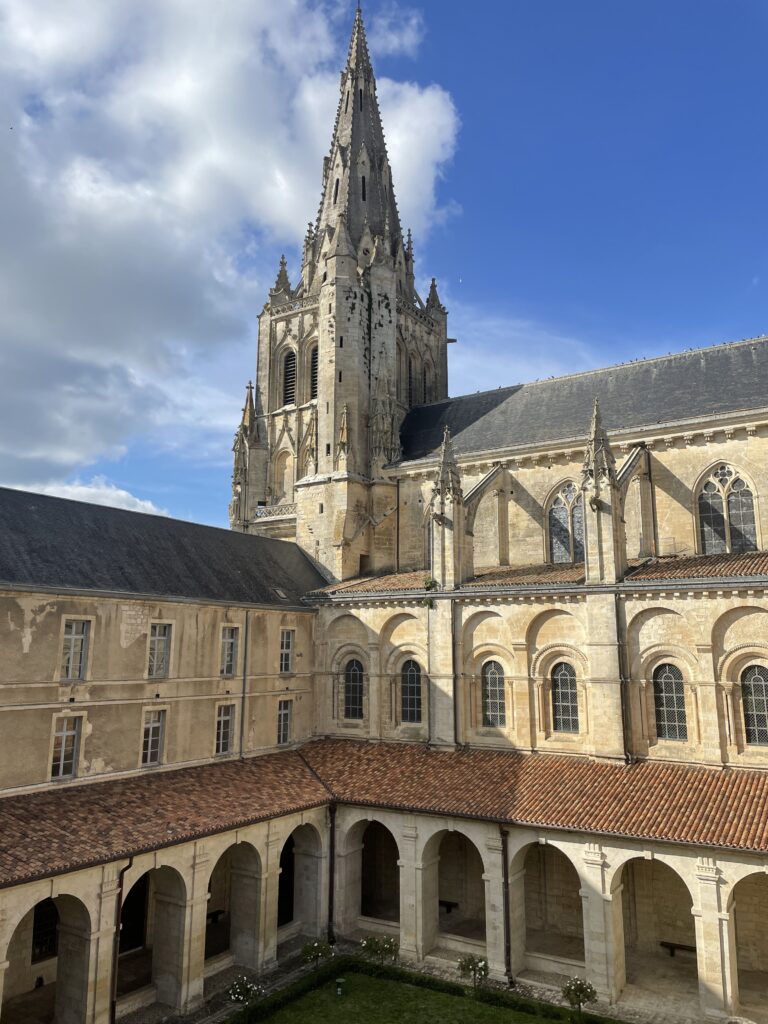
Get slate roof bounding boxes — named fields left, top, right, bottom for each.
left=4, top=738, right=768, bottom=888
left=400, top=336, right=768, bottom=461
left=0, top=487, right=325, bottom=606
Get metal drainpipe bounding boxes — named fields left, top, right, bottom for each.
left=110, top=855, right=133, bottom=1024
left=451, top=597, right=460, bottom=747
left=239, top=609, right=251, bottom=759
left=499, top=826, right=513, bottom=985
left=327, top=803, right=337, bottom=944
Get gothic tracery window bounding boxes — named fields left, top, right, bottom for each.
left=548, top=483, right=585, bottom=564
left=551, top=662, right=579, bottom=733
left=282, top=350, right=297, bottom=406
left=742, top=664, right=768, bottom=745
left=652, top=663, right=687, bottom=741
left=697, top=464, right=757, bottom=555
left=481, top=660, right=505, bottom=727
left=343, top=659, right=364, bottom=720
left=401, top=659, right=422, bottom=724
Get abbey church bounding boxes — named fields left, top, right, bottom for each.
left=2, top=8, right=768, bottom=1024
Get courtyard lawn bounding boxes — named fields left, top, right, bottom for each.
left=264, top=973, right=558, bottom=1023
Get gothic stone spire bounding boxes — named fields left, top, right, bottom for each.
left=311, top=6, right=402, bottom=267
left=433, top=425, right=462, bottom=501
left=582, top=397, right=616, bottom=485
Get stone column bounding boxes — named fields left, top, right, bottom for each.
left=367, top=641, right=381, bottom=739
left=334, top=829, right=363, bottom=938
left=693, top=859, right=737, bottom=1018
left=694, top=644, right=721, bottom=763
left=229, top=865, right=263, bottom=969
left=507, top=867, right=526, bottom=976
left=88, top=867, right=123, bottom=1024
left=397, top=825, right=419, bottom=962
left=581, top=844, right=623, bottom=1002
left=56, top=921, right=97, bottom=1024
left=428, top=601, right=456, bottom=748
left=0, top=961, right=8, bottom=1020
left=174, top=847, right=209, bottom=1012
left=483, top=835, right=507, bottom=982
left=259, top=837, right=283, bottom=969
left=583, top=594, right=624, bottom=759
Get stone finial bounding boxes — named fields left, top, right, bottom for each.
left=271, top=255, right=292, bottom=295
left=426, top=277, right=445, bottom=314
left=433, top=425, right=462, bottom=501
left=582, top=397, right=616, bottom=485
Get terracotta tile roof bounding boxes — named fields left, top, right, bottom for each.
left=0, top=752, right=329, bottom=890
left=314, top=570, right=433, bottom=595
left=5, top=738, right=768, bottom=889
left=463, top=562, right=586, bottom=587
left=626, top=550, right=768, bottom=583
left=302, top=739, right=768, bottom=854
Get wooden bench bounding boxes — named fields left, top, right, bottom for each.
left=660, top=940, right=695, bottom=957
left=439, top=900, right=459, bottom=914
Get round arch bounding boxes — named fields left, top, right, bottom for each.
left=340, top=818, right=401, bottom=931
left=277, top=823, right=323, bottom=947
left=727, top=869, right=768, bottom=1015
left=204, top=841, right=262, bottom=967
left=419, top=828, right=487, bottom=957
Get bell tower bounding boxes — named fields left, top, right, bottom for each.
left=230, top=5, right=449, bottom=580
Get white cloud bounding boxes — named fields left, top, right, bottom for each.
left=369, top=3, right=425, bottom=58
left=0, top=0, right=459, bottom=506
left=23, top=477, right=168, bottom=515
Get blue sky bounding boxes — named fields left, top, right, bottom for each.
left=1, top=0, right=765, bottom=526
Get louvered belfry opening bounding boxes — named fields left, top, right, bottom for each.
left=310, top=347, right=318, bottom=400
left=283, top=350, right=296, bottom=406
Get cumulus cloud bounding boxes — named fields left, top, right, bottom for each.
left=369, top=3, right=425, bottom=59
left=0, top=0, right=459, bottom=507
left=21, top=477, right=168, bottom=516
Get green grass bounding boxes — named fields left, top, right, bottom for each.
left=265, top=974, right=555, bottom=1023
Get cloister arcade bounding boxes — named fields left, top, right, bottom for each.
left=1, top=806, right=767, bottom=1023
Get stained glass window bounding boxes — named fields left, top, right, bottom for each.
left=552, top=662, right=579, bottom=733
left=653, top=663, right=687, bottom=741
left=698, top=465, right=756, bottom=555
left=344, top=659, right=364, bottom=720
left=549, top=484, right=584, bottom=564
left=401, top=659, right=422, bottom=724
left=482, top=660, right=505, bottom=727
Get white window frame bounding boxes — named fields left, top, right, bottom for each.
left=141, top=707, right=167, bottom=766
left=277, top=699, right=292, bottom=745
left=147, top=622, right=173, bottom=680
left=279, top=629, right=295, bottom=674
left=50, top=714, right=83, bottom=781
left=59, top=617, right=93, bottom=682
left=215, top=702, right=236, bottom=756
left=220, top=625, right=239, bottom=678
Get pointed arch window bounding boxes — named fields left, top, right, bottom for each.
left=282, top=350, right=296, bottom=406
left=653, top=663, right=687, bottom=741
left=407, top=357, right=414, bottom=407
left=742, top=665, right=768, bottom=745
left=343, top=659, right=364, bottom=720
left=548, top=483, right=584, bottom=564
left=361, top=175, right=366, bottom=202
left=552, top=662, right=578, bottom=733
left=698, top=464, right=757, bottom=555
left=333, top=178, right=340, bottom=205
left=481, top=660, right=505, bottom=727
left=359, top=87, right=363, bottom=111
left=401, top=659, right=422, bottom=724
left=310, top=346, right=319, bottom=401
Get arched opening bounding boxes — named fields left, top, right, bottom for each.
left=205, top=843, right=262, bottom=969
left=548, top=482, right=584, bottom=564
left=731, top=872, right=768, bottom=1014
left=361, top=822, right=400, bottom=923
left=116, top=866, right=186, bottom=1010
left=277, top=825, right=322, bottom=953
left=616, top=858, right=697, bottom=1009
left=272, top=449, right=294, bottom=504
left=2, top=895, right=91, bottom=1024
left=422, top=830, right=486, bottom=958
left=697, top=463, right=757, bottom=554
left=282, top=350, right=297, bottom=406
left=309, top=345, right=319, bottom=401
left=520, top=844, right=584, bottom=972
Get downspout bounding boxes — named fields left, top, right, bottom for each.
left=110, top=855, right=133, bottom=1024
left=396, top=478, right=401, bottom=571
left=498, top=825, right=513, bottom=985
left=239, top=609, right=251, bottom=759
left=614, top=594, right=631, bottom=763
left=327, top=803, right=337, bottom=944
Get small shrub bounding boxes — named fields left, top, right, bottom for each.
left=562, top=977, right=598, bottom=1022
left=457, top=953, right=489, bottom=992
left=228, top=975, right=264, bottom=1004
left=359, top=934, right=400, bottom=964
left=302, top=938, right=333, bottom=968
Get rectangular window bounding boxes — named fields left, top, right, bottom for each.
left=60, top=619, right=90, bottom=680
left=277, top=699, right=292, bottom=745
left=220, top=626, right=239, bottom=677
left=279, top=629, right=294, bottom=674
left=142, top=709, right=166, bottom=765
left=51, top=716, right=81, bottom=780
left=216, top=703, right=235, bottom=755
left=148, top=623, right=172, bottom=679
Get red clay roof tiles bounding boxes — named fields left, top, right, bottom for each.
left=626, top=550, right=768, bottom=582
left=3, top=739, right=768, bottom=889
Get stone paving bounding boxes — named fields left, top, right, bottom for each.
left=116, top=940, right=767, bottom=1024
